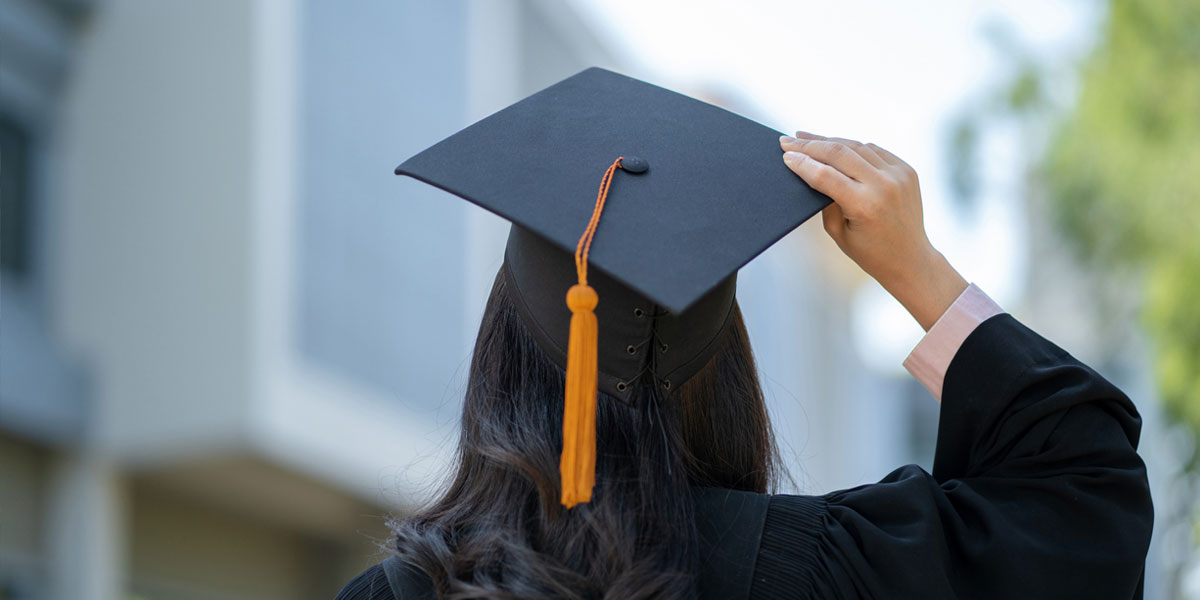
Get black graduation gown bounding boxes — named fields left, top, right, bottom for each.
left=334, top=314, right=1153, bottom=599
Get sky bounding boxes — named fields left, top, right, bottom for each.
left=569, top=0, right=1103, bottom=370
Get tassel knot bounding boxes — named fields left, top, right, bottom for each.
left=566, top=284, right=599, bottom=312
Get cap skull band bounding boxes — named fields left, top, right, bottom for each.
left=395, top=67, right=831, bottom=506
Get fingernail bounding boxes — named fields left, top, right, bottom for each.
left=783, top=150, right=806, bottom=162
left=780, top=135, right=797, bottom=144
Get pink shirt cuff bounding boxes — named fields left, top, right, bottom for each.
left=902, top=284, right=1004, bottom=402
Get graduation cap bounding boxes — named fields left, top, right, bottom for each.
left=396, top=67, right=829, bottom=507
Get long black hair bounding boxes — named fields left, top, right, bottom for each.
left=391, top=270, right=779, bottom=599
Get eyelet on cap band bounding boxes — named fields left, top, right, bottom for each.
left=616, top=381, right=628, bottom=391
left=626, top=345, right=637, bottom=355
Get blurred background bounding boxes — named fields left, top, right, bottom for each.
left=0, top=0, right=1196, bottom=598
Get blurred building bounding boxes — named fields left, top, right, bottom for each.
left=0, top=1, right=907, bottom=599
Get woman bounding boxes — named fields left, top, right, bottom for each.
left=337, top=71, right=1152, bottom=599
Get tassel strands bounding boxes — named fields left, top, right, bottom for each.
left=560, top=156, right=625, bottom=508
left=561, top=283, right=598, bottom=507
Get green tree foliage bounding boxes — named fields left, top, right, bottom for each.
left=1044, top=0, right=1200, bottom=431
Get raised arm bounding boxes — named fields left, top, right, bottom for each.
left=768, top=133, right=1153, bottom=599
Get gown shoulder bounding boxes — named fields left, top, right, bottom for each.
left=333, top=563, right=393, bottom=600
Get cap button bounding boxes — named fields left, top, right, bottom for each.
left=621, top=156, right=649, bottom=174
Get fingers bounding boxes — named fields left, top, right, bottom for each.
left=863, top=142, right=905, bottom=168
left=781, top=132, right=915, bottom=222
left=783, top=150, right=858, bottom=200
left=794, top=131, right=910, bottom=170
left=795, top=131, right=889, bottom=169
left=780, top=136, right=878, bottom=182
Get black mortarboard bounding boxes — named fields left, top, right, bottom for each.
left=396, top=67, right=829, bottom=506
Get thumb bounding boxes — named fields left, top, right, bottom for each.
left=821, top=202, right=846, bottom=244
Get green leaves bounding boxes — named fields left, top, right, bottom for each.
left=1045, top=0, right=1200, bottom=430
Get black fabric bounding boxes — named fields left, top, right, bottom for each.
left=691, top=487, right=772, bottom=599
left=332, top=557, right=435, bottom=600
left=333, top=563, right=390, bottom=600
left=382, top=555, right=435, bottom=600
left=334, top=314, right=1152, bottom=599
left=750, top=314, right=1151, bottom=599
left=395, top=67, right=830, bottom=315
left=750, top=495, right=827, bottom=598
left=504, top=226, right=736, bottom=401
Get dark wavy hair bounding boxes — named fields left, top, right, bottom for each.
left=391, top=270, right=779, bottom=599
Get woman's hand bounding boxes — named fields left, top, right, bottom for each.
left=780, top=132, right=967, bottom=331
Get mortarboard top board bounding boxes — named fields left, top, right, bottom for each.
left=395, top=67, right=830, bottom=507
left=395, top=67, right=830, bottom=315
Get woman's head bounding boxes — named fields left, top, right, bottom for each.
left=392, top=269, right=778, bottom=599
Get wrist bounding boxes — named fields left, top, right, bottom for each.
left=878, top=247, right=968, bottom=331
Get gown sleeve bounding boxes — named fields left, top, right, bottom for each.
left=753, top=314, right=1153, bottom=599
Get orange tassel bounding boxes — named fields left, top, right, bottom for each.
left=560, top=157, right=624, bottom=508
